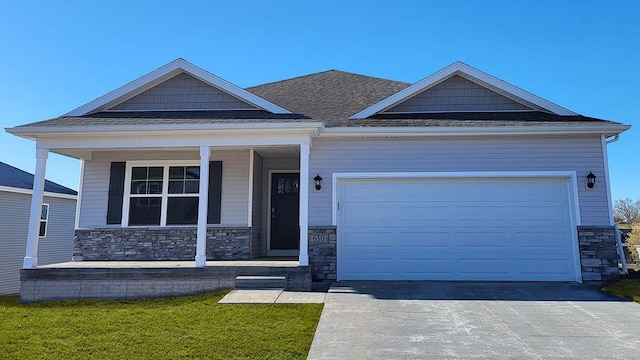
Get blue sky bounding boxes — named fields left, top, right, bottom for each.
left=1, top=1, right=638, bottom=201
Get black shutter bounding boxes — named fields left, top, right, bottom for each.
left=106, top=162, right=126, bottom=224
left=207, top=161, right=222, bottom=224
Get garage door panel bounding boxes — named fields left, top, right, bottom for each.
left=514, top=204, right=568, bottom=221
left=396, top=232, right=452, bottom=247
left=457, top=232, right=509, bottom=247
left=456, top=206, right=509, bottom=221
left=338, top=177, right=578, bottom=281
left=459, top=259, right=511, bottom=275
left=516, top=232, right=572, bottom=248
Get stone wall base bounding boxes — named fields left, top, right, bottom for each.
left=74, top=227, right=251, bottom=261
left=20, top=265, right=311, bottom=303
left=578, top=225, right=620, bottom=283
left=309, top=226, right=337, bottom=290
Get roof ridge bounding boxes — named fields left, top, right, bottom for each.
left=246, top=69, right=410, bottom=89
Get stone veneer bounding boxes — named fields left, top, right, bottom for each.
left=578, top=226, right=620, bottom=282
left=308, top=226, right=337, bottom=290
left=74, top=227, right=251, bottom=261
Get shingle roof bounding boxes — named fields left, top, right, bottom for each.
left=17, top=110, right=311, bottom=127
left=0, top=162, right=77, bottom=195
left=246, top=70, right=411, bottom=124
left=12, top=69, right=621, bottom=129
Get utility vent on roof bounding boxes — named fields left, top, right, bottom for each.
left=108, top=73, right=258, bottom=111
left=384, top=75, right=533, bottom=113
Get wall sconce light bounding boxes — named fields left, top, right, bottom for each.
left=314, top=174, right=323, bottom=191
left=586, top=172, right=596, bottom=189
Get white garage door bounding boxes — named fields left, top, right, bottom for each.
left=338, top=177, right=579, bottom=281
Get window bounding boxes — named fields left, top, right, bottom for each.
left=125, top=164, right=200, bottom=226
left=39, top=204, right=49, bottom=237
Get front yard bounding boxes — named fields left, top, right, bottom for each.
left=0, top=291, right=323, bottom=359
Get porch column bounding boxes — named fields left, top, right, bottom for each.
left=23, top=148, right=48, bottom=268
left=299, top=144, right=310, bottom=266
left=195, top=146, right=210, bottom=268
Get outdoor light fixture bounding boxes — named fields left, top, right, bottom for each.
left=586, top=172, right=596, bottom=189
left=314, top=174, right=323, bottom=191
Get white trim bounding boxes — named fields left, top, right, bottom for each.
left=74, top=159, right=85, bottom=229
left=23, top=148, right=48, bottom=269
left=196, top=146, right=210, bottom=267
left=247, top=149, right=254, bottom=227
left=350, top=61, right=577, bottom=119
left=64, top=58, right=291, bottom=116
left=266, top=169, right=300, bottom=257
left=0, top=185, right=77, bottom=200
left=332, top=170, right=583, bottom=283
left=601, top=135, right=614, bottom=225
left=7, top=122, right=323, bottom=137
left=299, top=144, right=310, bottom=266
left=122, top=161, right=201, bottom=227
left=321, top=124, right=631, bottom=138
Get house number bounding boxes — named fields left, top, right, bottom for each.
left=311, top=234, right=327, bottom=243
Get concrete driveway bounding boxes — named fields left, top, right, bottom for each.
left=307, top=281, right=640, bottom=359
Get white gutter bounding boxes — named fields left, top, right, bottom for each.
left=321, top=124, right=631, bottom=137
left=0, top=185, right=77, bottom=200
left=605, top=134, right=620, bottom=144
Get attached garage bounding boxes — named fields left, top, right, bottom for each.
left=336, top=173, right=582, bottom=282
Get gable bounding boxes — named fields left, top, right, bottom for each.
left=108, top=72, right=257, bottom=111
left=384, top=75, right=533, bottom=113
left=351, top=62, right=577, bottom=119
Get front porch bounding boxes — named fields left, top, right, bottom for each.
left=20, top=259, right=310, bottom=303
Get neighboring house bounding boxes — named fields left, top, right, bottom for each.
left=0, top=162, right=77, bottom=295
left=5, top=59, right=631, bottom=289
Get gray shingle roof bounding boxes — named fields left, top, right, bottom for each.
left=12, top=69, right=620, bottom=129
left=246, top=70, right=411, bottom=124
left=0, top=162, right=77, bottom=195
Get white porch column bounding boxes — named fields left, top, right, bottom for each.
left=23, top=148, right=49, bottom=269
left=299, top=144, right=310, bottom=266
left=195, top=146, right=210, bottom=268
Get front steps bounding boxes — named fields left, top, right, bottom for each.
left=235, top=275, right=287, bottom=290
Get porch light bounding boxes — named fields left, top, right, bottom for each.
left=314, top=174, right=323, bottom=191
left=586, top=172, right=596, bottom=189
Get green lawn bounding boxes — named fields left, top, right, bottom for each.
left=0, top=291, right=323, bottom=360
left=602, top=279, right=640, bottom=303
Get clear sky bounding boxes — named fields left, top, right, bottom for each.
left=1, top=1, right=638, bottom=201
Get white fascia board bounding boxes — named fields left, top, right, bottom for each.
left=63, top=58, right=291, bottom=116
left=6, top=121, right=323, bottom=137
left=321, top=124, right=631, bottom=137
left=32, top=132, right=315, bottom=151
left=0, top=185, right=77, bottom=200
left=350, top=61, right=577, bottom=119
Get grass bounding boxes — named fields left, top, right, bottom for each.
left=0, top=291, right=323, bottom=360
left=602, top=279, right=640, bottom=303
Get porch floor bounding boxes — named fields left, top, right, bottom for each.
left=38, top=260, right=300, bottom=269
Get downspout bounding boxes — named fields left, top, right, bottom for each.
left=605, top=134, right=620, bottom=144
left=604, top=133, right=627, bottom=274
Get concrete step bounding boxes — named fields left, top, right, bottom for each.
left=235, top=275, right=287, bottom=290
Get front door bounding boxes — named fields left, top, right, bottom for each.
left=270, top=172, right=300, bottom=252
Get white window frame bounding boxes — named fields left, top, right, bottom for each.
left=122, top=161, right=201, bottom=227
left=39, top=203, right=49, bottom=238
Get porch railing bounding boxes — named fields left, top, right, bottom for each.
left=615, top=224, right=628, bottom=275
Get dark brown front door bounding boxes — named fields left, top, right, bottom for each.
left=270, top=173, right=300, bottom=250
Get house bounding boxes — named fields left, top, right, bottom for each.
left=5, top=59, right=630, bottom=299
left=0, top=162, right=77, bottom=295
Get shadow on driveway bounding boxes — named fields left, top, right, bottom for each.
left=328, top=281, right=629, bottom=302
